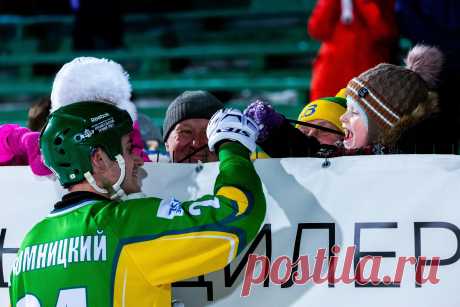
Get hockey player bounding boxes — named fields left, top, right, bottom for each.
left=9, top=101, right=266, bottom=307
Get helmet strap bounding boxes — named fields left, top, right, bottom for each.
left=84, top=171, right=109, bottom=194
left=83, top=154, right=128, bottom=200
left=109, top=154, right=127, bottom=200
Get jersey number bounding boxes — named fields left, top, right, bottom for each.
left=17, top=288, right=87, bottom=307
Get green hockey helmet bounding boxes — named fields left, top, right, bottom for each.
left=40, top=101, right=133, bottom=187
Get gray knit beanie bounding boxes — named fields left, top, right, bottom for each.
left=163, top=91, right=224, bottom=142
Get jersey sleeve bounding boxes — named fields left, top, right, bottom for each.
left=96, top=142, right=266, bottom=285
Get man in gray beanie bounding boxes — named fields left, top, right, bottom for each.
left=163, top=90, right=224, bottom=163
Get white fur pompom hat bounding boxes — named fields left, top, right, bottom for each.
left=50, top=57, right=137, bottom=121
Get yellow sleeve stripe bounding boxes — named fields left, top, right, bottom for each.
left=160, top=232, right=238, bottom=264
left=216, top=186, right=249, bottom=216
left=119, top=231, right=240, bottom=286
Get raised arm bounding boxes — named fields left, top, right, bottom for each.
left=96, top=109, right=266, bottom=285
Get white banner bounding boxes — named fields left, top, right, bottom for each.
left=1, top=155, right=460, bottom=307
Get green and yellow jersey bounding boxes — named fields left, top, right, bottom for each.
left=9, top=143, right=266, bottom=307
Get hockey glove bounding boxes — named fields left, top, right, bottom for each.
left=207, top=108, right=259, bottom=153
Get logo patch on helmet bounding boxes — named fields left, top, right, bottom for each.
left=74, top=129, right=95, bottom=142
left=92, top=117, right=115, bottom=133
left=90, top=113, right=110, bottom=123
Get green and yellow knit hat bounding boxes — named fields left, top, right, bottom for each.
left=296, top=89, right=347, bottom=132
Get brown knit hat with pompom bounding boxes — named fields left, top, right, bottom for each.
left=346, top=45, right=443, bottom=145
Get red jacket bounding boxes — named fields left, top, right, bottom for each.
left=308, top=0, right=398, bottom=100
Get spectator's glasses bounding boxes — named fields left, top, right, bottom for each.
left=288, top=119, right=344, bottom=136
left=176, top=144, right=209, bottom=163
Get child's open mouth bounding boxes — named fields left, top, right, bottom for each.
left=343, top=128, right=354, bottom=148
left=344, top=128, right=353, bottom=141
